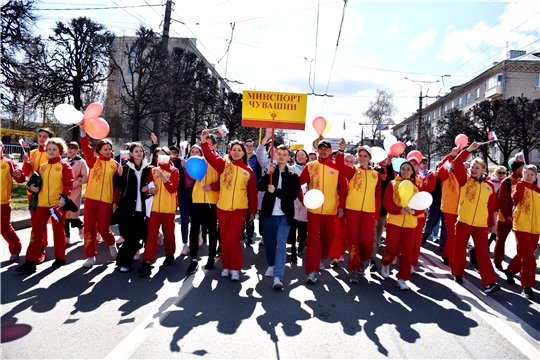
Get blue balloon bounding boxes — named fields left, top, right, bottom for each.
left=392, top=158, right=406, bottom=173
left=185, top=156, right=207, bottom=181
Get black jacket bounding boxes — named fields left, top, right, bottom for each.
left=115, top=160, right=152, bottom=219
left=258, top=165, right=300, bottom=223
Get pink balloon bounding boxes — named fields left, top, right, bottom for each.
left=407, top=150, right=423, bottom=164
left=84, top=102, right=103, bottom=120
left=455, top=134, right=468, bottom=149
left=389, top=141, right=406, bottom=157
left=85, top=117, right=110, bottom=139
left=313, top=116, right=326, bottom=136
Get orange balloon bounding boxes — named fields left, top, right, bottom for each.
left=84, top=102, right=103, bottom=120
left=85, top=117, right=110, bottom=139
left=313, top=116, right=326, bottom=136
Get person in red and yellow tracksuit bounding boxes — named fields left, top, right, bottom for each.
left=201, top=130, right=257, bottom=281
left=406, top=152, right=436, bottom=273
left=504, top=165, right=540, bottom=300
left=380, top=161, right=422, bottom=290
left=452, top=142, right=500, bottom=293
left=300, top=140, right=348, bottom=284
left=493, top=160, right=524, bottom=270
left=138, top=147, right=179, bottom=275
left=335, top=140, right=381, bottom=283
left=0, top=141, right=26, bottom=262
left=15, top=138, right=74, bottom=273
left=22, top=128, right=54, bottom=261
left=437, top=147, right=461, bottom=266
left=80, top=127, right=120, bottom=268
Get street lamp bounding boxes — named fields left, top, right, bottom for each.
left=404, top=77, right=440, bottom=150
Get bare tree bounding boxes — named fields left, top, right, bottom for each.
left=361, top=89, right=396, bottom=146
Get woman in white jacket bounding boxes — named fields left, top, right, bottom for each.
left=64, top=142, right=88, bottom=244
left=288, top=149, right=308, bottom=263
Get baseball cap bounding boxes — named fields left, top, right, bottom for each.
left=317, top=140, right=332, bottom=149
left=357, top=145, right=372, bottom=158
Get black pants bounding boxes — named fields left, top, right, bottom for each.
left=189, top=203, right=218, bottom=260
left=116, top=211, right=146, bottom=268
left=64, top=218, right=83, bottom=238
left=287, top=219, right=307, bottom=260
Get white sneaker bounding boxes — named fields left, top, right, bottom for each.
left=109, top=245, right=118, bottom=259
left=119, top=266, right=129, bottom=273
left=97, top=233, right=102, bottom=243
left=65, top=237, right=71, bottom=245
left=397, top=278, right=409, bottom=290
left=116, top=236, right=125, bottom=245
left=381, top=265, right=390, bottom=278
left=180, top=243, right=189, bottom=255
left=133, top=251, right=140, bottom=261
left=157, top=233, right=164, bottom=247
left=83, top=257, right=96, bottom=268
left=319, top=259, right=325, bottom=271
left=231, top=270, right=240, bottom=281
left=306, top=271, right=318, bottom=284
left=198, top=232, right=203, bottom=246
left=79, top=228, right=84, bottom=239
left=273, top=277, right=283, bottom=289
left=221, top=269, right=230, bottom=277
left=265, top=266, right=275, bottom=277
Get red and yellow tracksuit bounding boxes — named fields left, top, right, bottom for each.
left=81, top=135, right=119, bottom=257
left=26, top=157, right=74, bottom=263
left=335, top=152, right=381, bottom=271
left=507, top=182, right=540, bottom=287
left=437, top=153, right=461, bottom=266
left=453, top=150, right=498, bottom=286
left=1, top=155, right=26, bottom=255
left=412, top=173, right=436, bottom=267
left=142, top=164, right=179, bottom=263
left=202, top=142, right=257, bottom=271
left=22, top=147, right=49, bottom=248
left=300, top=156, right=348, bottom=274
left=494, top=175, right=520, bottom=264
left=381, top=177, right=421, bottom=281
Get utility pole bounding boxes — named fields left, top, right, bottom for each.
left=404, top=77, right=440, bottom=151
left=153, top=0, right=173, bottom=144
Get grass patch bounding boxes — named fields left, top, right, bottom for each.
left=10, top=183, right=86, bottom=211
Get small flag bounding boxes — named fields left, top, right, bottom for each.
left=217, top=125, right=229, bottom=138
left=406, top=140, right=412, bottom=147
left=343, top=120, right=346, bottom=130
left=301, top=184, right=308, bottom=195
left=376, top=125, right=389, bottom=131
left=120, top=150, right=130, bottom=160
left=50, top=206, right=61, bottom=222
left=158, top=154, right=170, bottom=164
left=19, top=139, right=28, bottom=148
left=443, top=160, right=451, bottom=169
left=488, top=131, right=498, bottom=142
left=179, top=141, right=189, bottom=159
left=515, top=152, right=525, bottom=163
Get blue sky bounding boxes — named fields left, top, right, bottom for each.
left=32, top=0, right=540, bottom=145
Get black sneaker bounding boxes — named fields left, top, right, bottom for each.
left=187, top=260, right=199, bottom=274
left=291, top=255, right=297, bottom=264
left=523, top=287, right=535, bottom=301
left=163, top=255, right=174, bottom=266
left=469, top=248, right=478, bottom=269
left=454, top=275, right=463, bottom=285
left=442, top=257, right=449, bottom=266
left=204, top=258, right=215, bottom=270
left=421, top=234, right=428, bottom=244
left=494, top=262, right=503, bottom=271
left=51, top=258, right=66, bottom=268
left=369, top=260, right=378, bottom=273
left=246, top=237, right=253, bottom=246
left=15, top=261, right=36, bottom=273
left=484, top=283, right=501, bottom=293
left=138, top=262, right=152, bottom=276
left=503, top=269, right=516, bottom=285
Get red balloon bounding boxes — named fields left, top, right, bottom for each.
left=313, top=116, right=327, bottom=136
left=389, top=141, right=406, bottom=156
left=455, top=134, right=468, bottom=149
left=85, top=117, right=110, bottom=139
left=84, top=102, right=103, bottom=120
left=407, top=150, right=423, bottom=164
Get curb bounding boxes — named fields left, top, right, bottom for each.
left=12, top=205, right=85, bottom=231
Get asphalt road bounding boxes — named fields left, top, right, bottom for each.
left=1, top=216, right=539, bottom=359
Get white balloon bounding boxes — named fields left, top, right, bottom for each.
left=408, top=192, right=433, bottom=210
left=370, top=146, right=387, bottom=163
left=54, top=104, right=83, bottom=124
left=303, top=189, right=325, bottom=210
left=383, top=135, right=398, bottom=152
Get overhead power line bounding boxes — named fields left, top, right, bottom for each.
left=36, top=4, right=162, bottom=11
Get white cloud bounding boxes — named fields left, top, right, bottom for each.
left=387, top=24, right=399, bottom=35
left=408, top=29, right=438, bottom=51
left=446, top=25, right=454, bottom=32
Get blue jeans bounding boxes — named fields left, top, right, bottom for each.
left=424, top=204, right=447, bottom=246
left=262, top=215, right=290, bottom=281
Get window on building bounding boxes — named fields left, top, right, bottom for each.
left=438, top=108, right=441, bottom=117
left=458, top=98, right=462, bottom=107
left=451, top=101, right=454, bottom=108
left=466, top=93, right=471, bottom=103
left=433, top=111, right=436, bottom=119
left=444, top=105, right=448, bottom=113
left=487, top=74, right=503, bottom=89
left=536, top=74, right=540, bottom=87
left=475, top=88, right=480, bottom=98
left=427, top=115, right=431, bottom=122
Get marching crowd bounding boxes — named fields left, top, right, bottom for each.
left=1, top=125, right=538, bottom=300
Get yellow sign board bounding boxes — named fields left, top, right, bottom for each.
left=290, top=143, right=304, bottom=150
left=0, top=128, right=37, bottom=137
left=242, top=90, right=307, bottom=130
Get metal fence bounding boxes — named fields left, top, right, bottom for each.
left=3, top=144, right=29, bottom=163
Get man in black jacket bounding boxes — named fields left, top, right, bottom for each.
left=258, top=144, right=300, bottom=289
